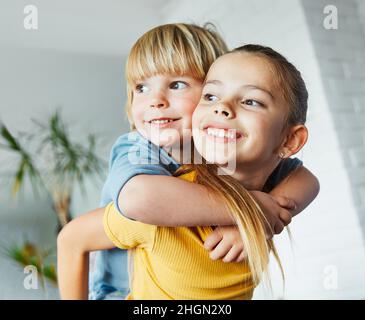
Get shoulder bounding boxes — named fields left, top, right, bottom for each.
left=103, top=202, right=157, bottom=250
left=263, top=157, right=303, bottom=192
left=177, top=170, right=197, bottom=182
left=111, top=131, right=147, bottom=152
left=278, top=157, right=303, bottom=171
left=109, top=131, right=151, bottom=162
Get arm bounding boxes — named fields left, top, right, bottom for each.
left=57, top=207, right=114, bottom=300
left=244, top=165, right=319, bottom=238
left=119, top=174, right=235, bottom=227
left=269, top=165, right=320, bottom=218
left=118, top=165, right=319, bottom=227
left=204, top=166, right=319, bottom=263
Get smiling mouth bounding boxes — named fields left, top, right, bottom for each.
left=146, top=117, right=181, bottom=125
left=145, top=117, right=181, bottom=129
left=203, top=126, right=244, bottom=142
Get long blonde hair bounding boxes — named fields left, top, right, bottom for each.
left=124, top=23, right=228, bottom=129
left=174, top=163, right=282, bottom=287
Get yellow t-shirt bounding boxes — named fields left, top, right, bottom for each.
left=103, top=171, right=255, bottom=300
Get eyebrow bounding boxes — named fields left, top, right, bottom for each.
left=204, top=79, right=274, bottom=100
left=242, top=84, right=274, bottom=100
left=204, top=79, right=222, bottom=86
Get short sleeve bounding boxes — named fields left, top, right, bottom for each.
left=263, top=157, right=303, bottom=192
left=101, top=131, right=179, bottom=214
left=103, top=202, right=156, bottom=250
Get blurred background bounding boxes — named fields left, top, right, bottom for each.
left=0, top=0, right=365, bottom=299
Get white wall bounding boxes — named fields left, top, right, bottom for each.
left=0, top=0, right=166, bottom=55
left=162, top=0, right=365, bottom=299
left=0, top=47, right=128, bottom=300
left=355, top=0, right=365, bottom=37
left=301, top=0, right=365, bottom=298
left=0, top=0, right=162, bottom=299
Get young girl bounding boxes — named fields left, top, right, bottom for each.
left=57, top=24, right=319, bottom=299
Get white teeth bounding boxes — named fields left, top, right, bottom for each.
left=150, top=119, right=173, bottom=124
left=206, top=127, right=237, bottom=139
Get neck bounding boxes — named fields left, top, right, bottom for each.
left=221, top=160, right=280, bottom=191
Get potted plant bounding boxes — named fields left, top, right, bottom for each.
left=0, top=110, right=106, bottom=230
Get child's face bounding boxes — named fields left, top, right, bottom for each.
left=192, top=52, right=289, bottom=169
left=131, top=74, right=203, bottom=147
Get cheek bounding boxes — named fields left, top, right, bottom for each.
left=192, top=105, right=206, bottom=129
left=130, top=102, right=147, bottom=133
left=131, top=95, right=148, bottom=117
left=263, top=116, right=286, bottom=147
left=177, top=96, right=199, bottom=117
left=245, top=113, right=277, bottom=140
left=241, top=114, right=285, bottom=158
left=131, top=105, right=143, bottom=123
left=175, top=86, right=202, bottom=113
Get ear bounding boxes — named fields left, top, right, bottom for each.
left=279, top=125, right=308, bottom=158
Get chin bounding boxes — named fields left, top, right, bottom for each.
left=200, top=151, right=229, bottom=166
left=149, top=128, right=181, bottom=147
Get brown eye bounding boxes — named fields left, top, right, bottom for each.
left=243, top=99, right=263, bottom=107
left=170, top=81, right=188, bottom=90
left=135, top=84, right=149, bottom=93
left=204, top=93, right=218, bottom=101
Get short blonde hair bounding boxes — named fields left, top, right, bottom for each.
left=124, top=23, right=228, bottom=129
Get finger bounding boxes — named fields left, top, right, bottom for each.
left=274, top=196, right=296, bottom=210
left=235, top=251, right=247, bottom=263
left=222, top=245, right=243, bottom=263
left=204, top=230, right=223, bottom=251
left=279, top=209, right=292, bottom=226
left=274, top=221, right=285, bottom=235
left=209, top=240, right=232, bottom=261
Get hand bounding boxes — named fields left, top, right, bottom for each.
left=204, top=226, right=246, bottom=263
left=250, top=191, right=296, bottom=239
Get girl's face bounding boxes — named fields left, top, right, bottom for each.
left=131, top=74, right=203, bottom=148
left=192, top=52, right=289, bottom=170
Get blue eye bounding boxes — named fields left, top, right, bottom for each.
left=135, top=84, right=149, bottom=93
left=204, top=93, right=218, bottom=101
left=170, top=81, right=188, bottom=90
left=243, top=99, right=263, bottom=107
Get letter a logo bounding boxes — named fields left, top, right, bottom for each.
left=24, top=5, right=38, bottom=30
left=323, top=5, right=338, bottom=30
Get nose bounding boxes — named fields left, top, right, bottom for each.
left=150, top=91, right=169, bottom=109
left=213, top=104, right=234, bottom=119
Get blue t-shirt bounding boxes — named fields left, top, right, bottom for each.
left=89, top=131, right=179, bottom=299
left=89, top=131, right=302, bottom=299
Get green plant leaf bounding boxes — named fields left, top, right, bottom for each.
left=0, top=124, right=22, bottom=152
left=2, top=241, right=58, bottom=287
